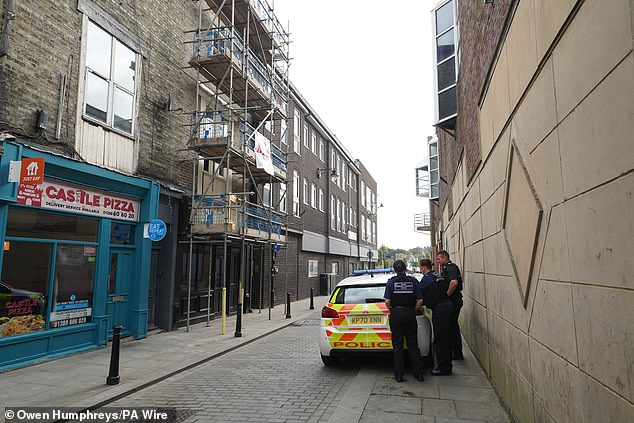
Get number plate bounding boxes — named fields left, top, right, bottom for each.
left=347, top=315, right=385, bottom=325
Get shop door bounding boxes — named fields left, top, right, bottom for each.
left=107, top=249, right=133, bottom=337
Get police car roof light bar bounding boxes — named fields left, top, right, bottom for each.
left=351, top=269, right=393, bottom=276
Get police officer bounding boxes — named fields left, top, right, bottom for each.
left=384, top=259, right=424, bottom=382
left=436, top=250, right=464, bottom=361
left=419, top=258, right=453, bottom=375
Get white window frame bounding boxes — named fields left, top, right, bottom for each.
left=279, top=182, right=287, bottom=212
left=311, top=183, right=317, bottom=208
left=319, top=188, right=325, bottom=212
left=308, top=260, right=319, bottom=277
left=331, top=195, right=336, bottom=230
left=311, top=131, right=317, bottom=155
left=303, top=178, right=309, bottom=205
left=293, top=171, right=300, bottom=217
left=303, top=124, right=309, bottom=147
left=429, top=138, right=439, bottom=199
left=263, top=183, right=271, bottom=208
left=319, top=139, right=325, bottom=161
left=280, top=119, right=287, bottom=145
left=293, top=109, right=301, bottom=154
left=83, top=20, right=138, bottom=136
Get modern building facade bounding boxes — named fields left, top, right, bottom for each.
left=0, top=0, right=378, bottom=370
left=424, top=0, right=633, bottom=421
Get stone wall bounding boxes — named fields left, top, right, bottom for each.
left=443, top=0, right=634, bottom=421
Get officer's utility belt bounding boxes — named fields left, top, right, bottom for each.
left=392, top=305, right=414, bottom=310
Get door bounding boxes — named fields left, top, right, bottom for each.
left=106, top=249, right=133, bottom=337
left=147, top=248, right=159, bottom=330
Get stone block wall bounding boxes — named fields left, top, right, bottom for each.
left=442, top=0, right=634, bottom=421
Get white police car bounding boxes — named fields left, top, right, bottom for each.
left=318, top=269, right=433, bottom=366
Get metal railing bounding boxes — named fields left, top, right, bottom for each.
left=191, top=194, right=284, bottom=237
left=414, top=212, right=431, bottom=232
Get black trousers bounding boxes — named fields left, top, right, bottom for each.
left=390, top=307, right=422, bottom=378
left=431, top=301, right=453, bottom=372
left=450, top=299, right=463, bottom=357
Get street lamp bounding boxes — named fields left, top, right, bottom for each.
left=316, top=168, right=339, bottom=178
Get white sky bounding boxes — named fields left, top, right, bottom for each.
left=273, top=0, right=434, bottom=249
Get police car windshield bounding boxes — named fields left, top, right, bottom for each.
left=333, top=285, right=385, bottom=304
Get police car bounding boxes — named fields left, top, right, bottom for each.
left=318, top=269, right=433, bottom=366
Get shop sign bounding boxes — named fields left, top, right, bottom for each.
left=145, top=219, right=167, bottom=241
left=17, top=179, right=140, bottom=222
left=20, top=158, right=45, bottom=185
left=50, top=299, right=92, bottom=329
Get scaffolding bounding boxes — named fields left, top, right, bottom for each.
left=185, top=0, right=290, bottom=333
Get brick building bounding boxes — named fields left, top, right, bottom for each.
left=0, top=0, right=378, bottom=370
left=425, top=0, right=633, bottom=421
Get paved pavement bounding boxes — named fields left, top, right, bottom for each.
left=0, top=296, right=512, bottom=423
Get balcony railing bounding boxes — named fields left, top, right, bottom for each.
left=414, top=212, right=431, bottom=232
left=191, top=194, right=285, bottom=238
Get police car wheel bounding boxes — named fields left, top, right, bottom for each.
left=321, top=354, right=340, bottom=366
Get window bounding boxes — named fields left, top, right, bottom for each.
left=280, top=119, right=287, bottom=145
left=303, top=124, right=309, bottom=147
left=319, top=139, right=325, bottom=161
left=263, top=183, right=271, bottom=207
left=336, top=198, right=341, bottom=231
left=361, top=215, right=366, bottom=240
left=311, top=132, right=317, bottom=155
left=311, top=183, right=317, bottom=208
left=319, top=188, right=324, bottom=212
left=303, top=178, right=309, bottom=205
left=293, top=109, right=301, bottom=154
left=308, top=260, right=319, bottom=277
left=361, top=181, right=366, bottom=209
left=84, top=21, right=137, bottom=135
left=293, top=171, right=300, bottom=217
left=433, top=0, right=458, bottom=126
left=279, top=182, right=287, bottom=212
left=372, top=221, right=376, bottom=244
left=429, top=139, right=439, bottom=199
left=331, top=195, right=336, bottom=229
left=336, top=156, right=342, bottom=187
left=51, top=244, right=95, bottom=329
left=341, top=163, right=346, bottom=191
left=331, top=262, right=339, bottom=275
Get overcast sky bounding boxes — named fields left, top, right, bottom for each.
left=272, top=0, right=435, bottom=249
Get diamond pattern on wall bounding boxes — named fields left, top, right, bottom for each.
left=502, top=144, right=543, bottom=308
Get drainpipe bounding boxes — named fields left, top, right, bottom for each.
left=0, top=0, right=16, bottom=57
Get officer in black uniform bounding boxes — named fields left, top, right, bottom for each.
left=419, top=258, right=453, bottom=375
left=384, top=259, right=424, bottom=382
left=436, top=250, right=464, bottom=360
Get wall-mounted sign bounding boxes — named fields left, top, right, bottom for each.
left=20, top=158, right=45, bottom=185
left=16, top=179, right=140, bottom=222
left=145, top=219, right=167, bottom=241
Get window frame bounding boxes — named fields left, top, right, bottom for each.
left=82, top=20, right=139, bottom=137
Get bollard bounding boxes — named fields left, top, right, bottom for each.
left=286, top=292, right=291, bottom=319
left=310, top=288, right=314, bottom=310
left=106, top=325, right=123, bottom=385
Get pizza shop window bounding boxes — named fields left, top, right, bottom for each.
left=84, top=20, right=138, bottom=135
left=50, top=245, right=95, bottom=329
left=7, top=208, right=98, bottom=242
left=0, top=242, right=50, bottom=338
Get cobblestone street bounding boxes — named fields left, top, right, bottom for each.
left=105, top=319, right=358, bottom=423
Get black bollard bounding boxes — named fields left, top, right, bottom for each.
left=106, top=325, right=123, bottom=385
left=310, top=288, right=314, bottom=310
left=286, top=292, right=291, bottom=319
left=234, top=301, right=243, bottom=338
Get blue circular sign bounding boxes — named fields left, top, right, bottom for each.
left=147, top=219, right=167, bottom=241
